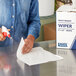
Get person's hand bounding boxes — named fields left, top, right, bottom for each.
left=22, top=35, right=35, bottom=54
left=0, top=28, right=6, bottom=41
left=0, top=28, right=10, bottom=41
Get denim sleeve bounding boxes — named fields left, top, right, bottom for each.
left=0, top=25, right=2, bottom=28
left=28, top=0, right=41, bottom=39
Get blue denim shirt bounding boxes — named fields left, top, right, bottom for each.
left=0, top=0, right=40, bottom=46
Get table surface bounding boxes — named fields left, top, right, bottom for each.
left=0, top=40, right=76, bottom=76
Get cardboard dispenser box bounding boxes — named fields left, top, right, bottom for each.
left=56, top=5, right=76, bottom=50
left=44, top=23, right=56, bottom=41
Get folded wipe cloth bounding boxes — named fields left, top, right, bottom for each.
left=17, top=38, right=63, bottom=66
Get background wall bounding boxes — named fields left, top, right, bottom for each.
left=35, top=15, right=56, bottom=42
left=35, top=0, right=56, bottom=42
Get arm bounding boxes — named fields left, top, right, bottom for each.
left=22, top=0, right=41, bottom=54
left=28, top=0, right=41, bottom=39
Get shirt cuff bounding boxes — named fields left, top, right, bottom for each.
left=28, top=30, right=39, bottom=39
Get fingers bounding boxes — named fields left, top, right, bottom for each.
left=0, top=28, right=10, bottom=41
left=22, top=41, right=31, bottom=54
left=22, top=35, right=35, bottom=54
left=0, top=33, right=6, bottom=41
left=22, top=39, right=33, bottom=54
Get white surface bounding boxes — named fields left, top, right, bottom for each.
left=38, top=0, right=55, bottom=16
left=17, top=38, right=63, bottom=66
left=57, top=49, right=76, bottom=76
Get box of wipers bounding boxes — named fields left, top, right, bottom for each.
left=56, top=5, right=76, bottom=50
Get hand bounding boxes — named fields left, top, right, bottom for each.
left=0, top=28, right=6, bottom=41
left=22, top=35, right=35, bottom=54
left=0, top=28, right=10, bottom=41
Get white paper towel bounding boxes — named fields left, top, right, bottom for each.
left=17, top=38, right=63, bottom=66
left=39, top=0, right=55, bottom=16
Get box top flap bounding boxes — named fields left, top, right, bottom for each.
left=57, top=4, right=76, bottom=12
